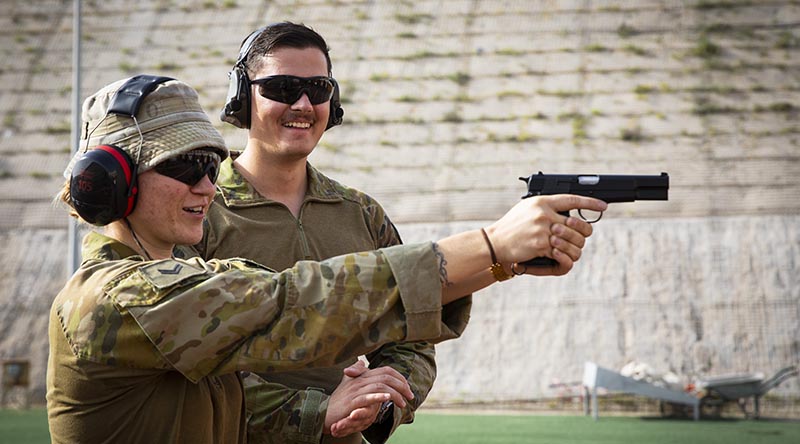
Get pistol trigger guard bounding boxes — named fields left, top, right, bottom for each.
left=578, top=209, right=603, bottom=224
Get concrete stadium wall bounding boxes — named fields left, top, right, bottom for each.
left=1, top=0, right=798, bottom=404
left=399, top=215, right=799, bottom=402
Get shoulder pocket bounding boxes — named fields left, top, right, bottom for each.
left=105, top=259, right=207, bottom=308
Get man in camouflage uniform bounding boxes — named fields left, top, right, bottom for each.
left=47, top=75, right=604, bottom=444
left=202, top=23, right=440, bottom=443
left=201, top=22, right=606, bottom=444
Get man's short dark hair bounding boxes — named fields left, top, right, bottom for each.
left=244, top=22, right=332, bottom=76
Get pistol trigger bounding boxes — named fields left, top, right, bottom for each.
left=578, top=209, right=603, bottom=224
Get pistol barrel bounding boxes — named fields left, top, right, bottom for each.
left=520, top=172, right=669, bottom=203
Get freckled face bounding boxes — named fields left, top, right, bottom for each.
left=248, top=46, right=330, bottom=160
left=126, top=169, right=216, bottom=250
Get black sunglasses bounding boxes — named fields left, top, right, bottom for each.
left=250, top=75, right=335, bottom=105
left=154, top=151, right=221, bottom=186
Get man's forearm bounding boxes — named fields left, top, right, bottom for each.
left=363, top=341, right=437, bottom=443
left=245, top=375, right=328, bottom=444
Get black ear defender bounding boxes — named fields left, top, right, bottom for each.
left=327, top=78, right=344, bottom=129
left=220, top=62, right=251, bottom=129
left=220, top=25, right=269, bottom=129
left=69, top=75, right=173, bottom=225
left=221, top=25, right=344, bottom=130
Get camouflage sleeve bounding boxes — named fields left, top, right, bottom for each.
left=361, top=342, right=436, bottom=443
left=95, top=243, right=464, bottom=383
left=361, top=193, right=403, bottom=248
left=359, top=200, right=441, bottom=442
left=243, top=373, right=327, bottom=444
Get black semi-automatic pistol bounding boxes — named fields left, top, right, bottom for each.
left=519, top=172, right=669, bottom=267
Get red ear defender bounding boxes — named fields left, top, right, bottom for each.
left=70, top=144, right=137, bottom=226
left=69, top=75, right=173, bottom=225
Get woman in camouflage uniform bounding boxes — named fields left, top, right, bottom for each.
left=46, top=76, right=605, bottom=443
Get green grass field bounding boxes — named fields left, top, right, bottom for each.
left=3, top=408, right=799, bottom=444
left=389, top=413, right=800, bottom=444
left=0, top=408, right=50, bottom=444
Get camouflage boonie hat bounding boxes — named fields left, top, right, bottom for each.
left=63, top=76, right=228, bottom=178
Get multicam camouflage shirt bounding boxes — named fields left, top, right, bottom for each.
left=195, top=158, right=461, bottom=444
left=46, top=231, right=470, bottom=444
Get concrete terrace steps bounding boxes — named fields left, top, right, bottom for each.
left=0, top=0, right=798, bottom=229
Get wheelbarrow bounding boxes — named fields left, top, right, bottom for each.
left=695, top=365, right=798, bottom=419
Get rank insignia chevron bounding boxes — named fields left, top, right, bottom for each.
left=158, top=263, right=183, bottom=275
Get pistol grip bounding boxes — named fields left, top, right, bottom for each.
left=521, top=210, right=570, bottom=267
left=522, top=256, right=558, bottom=267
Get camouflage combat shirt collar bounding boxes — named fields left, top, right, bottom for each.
left=216, top=151, right=343, bottom=208
left=81, top=231, right=144, bottom=263
left=81, top=230, right=193, bottom=263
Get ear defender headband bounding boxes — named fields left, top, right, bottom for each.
left=69, top=75, right=174, bottom=225
left=220, top=25, right=344, bottom=130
